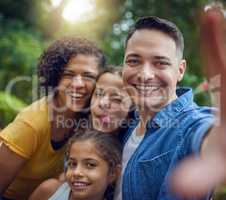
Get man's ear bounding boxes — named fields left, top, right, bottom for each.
left=108, top=164, right=122, bottom=184
left=177, top=59, right=187, bottom=82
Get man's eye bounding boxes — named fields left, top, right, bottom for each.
left=126, top=59, right=140, bottom=66
left=155, top=61, right=170, bottom=68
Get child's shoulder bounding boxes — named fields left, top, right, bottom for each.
left=29, top=178, right=62, bottom=200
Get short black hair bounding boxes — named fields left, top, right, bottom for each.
left=125, top=16, right=184, bottom=58
left=38, top=37, right=107, bottom=96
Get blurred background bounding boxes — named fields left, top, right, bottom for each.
left=0, top=0, right=225, bottom=128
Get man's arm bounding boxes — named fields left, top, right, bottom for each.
left=0, top=142, right=26, bottom=195
left=171, top=6, right=226, bottom=198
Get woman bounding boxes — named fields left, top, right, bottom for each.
left=0, top=37, right=106, bottom=200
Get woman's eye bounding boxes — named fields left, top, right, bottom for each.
left=62, top=73, right=74, bottom=79
left=82, top=73, right=97, bottom=80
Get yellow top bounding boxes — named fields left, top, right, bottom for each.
left=0, top=98, right=65, bottom=200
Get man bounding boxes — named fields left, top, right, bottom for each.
left=114, top=7, right=226, bottom=200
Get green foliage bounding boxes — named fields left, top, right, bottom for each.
left=0, top=92, right=27, bottom=128
left=0, top=16, right=44, bottom=103
left=0, top=0, right=222, bottom=126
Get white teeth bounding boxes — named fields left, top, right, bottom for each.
left=69, top=93, right=84, bottom=98
left=73, top=182, right=88, bottom=187
left=135, top=85, right=160, bottom=91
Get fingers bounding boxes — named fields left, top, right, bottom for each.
left=200, top=7, right=226, bottom=77
left=201, top=7, right=226, bottom=122
left=170, top=7, right=226, bottom=198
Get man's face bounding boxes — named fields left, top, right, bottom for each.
left=123, top=29, right=186, bottom=113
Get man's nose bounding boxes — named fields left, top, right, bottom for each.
left=138, top=63, right=155, bottom=82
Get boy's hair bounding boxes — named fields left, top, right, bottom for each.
left=37, top=37, right=107, bottom=96
left=65, top=129, right=122, bottom=174
left=125, top=16, right=184, bottom=59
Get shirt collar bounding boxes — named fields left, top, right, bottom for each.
left=148, top=87, right=193, bottom=128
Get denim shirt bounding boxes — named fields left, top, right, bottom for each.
left=121, top=88, right=215, bottom=200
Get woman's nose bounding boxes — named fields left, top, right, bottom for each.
left=71, top=75, right=85, bottom=88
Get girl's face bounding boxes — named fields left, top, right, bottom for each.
left=65, top=140, right=114, bottom=200
left=91, top=73, right=132, bottom=133
left=57, top=54, right=99, bottom=113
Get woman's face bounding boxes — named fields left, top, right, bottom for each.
left=56, top=54, right=99, bottom=113
left=65, top=140, right=113, bottom=200
left=91, top=73, right=132, bottom=133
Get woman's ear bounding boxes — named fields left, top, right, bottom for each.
left=108, top=164, right=122, bottom=184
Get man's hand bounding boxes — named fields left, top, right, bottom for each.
left=170, top=6, right=226, bottom=198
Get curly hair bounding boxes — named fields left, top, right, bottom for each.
left=37, top=37, right=107, bottom=96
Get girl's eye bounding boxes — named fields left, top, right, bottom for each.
left=67, top=161, right=77, bottom=168
left=86, top=162, right=97, bottom=169
left=111, top=97, right=122, bottom=104
left=94, top=89, right=104, bottom=97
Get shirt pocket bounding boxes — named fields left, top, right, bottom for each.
left=137, top=149, right=174, bottom=199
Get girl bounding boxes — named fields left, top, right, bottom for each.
left=91, top=66, right=133, bottom=134
left=0, top=37, right=106, bottom=200
left=29, top=129, right=122, bottom=200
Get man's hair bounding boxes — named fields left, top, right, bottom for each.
left=37, top=37, right=107, bottom=96
left=125, top=16, right=184, bottom=58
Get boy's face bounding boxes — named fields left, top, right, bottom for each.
left=57, top=54, right=99, bottom=112
left=123, top=29, right=186, bottom=113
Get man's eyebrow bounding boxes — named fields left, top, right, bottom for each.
left=125, top=53, right=141, bottom=58
left=153, top=56, right=171, bottom=61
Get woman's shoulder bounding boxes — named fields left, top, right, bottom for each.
left=15, top=97, right=49, bottom=132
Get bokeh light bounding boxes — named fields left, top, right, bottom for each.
left=62, top=0, right=95, bottom=23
